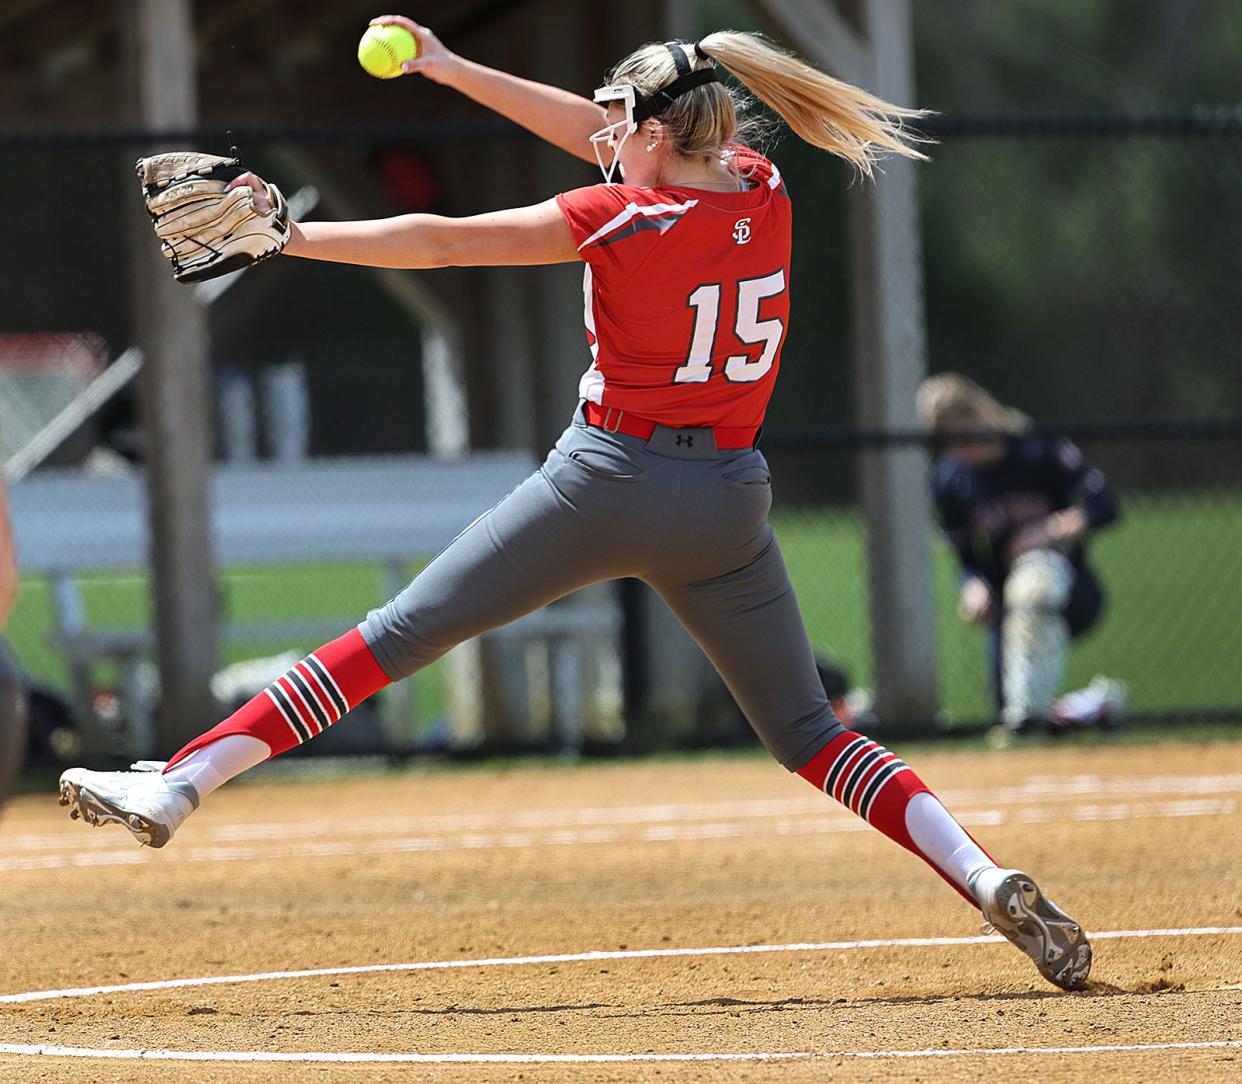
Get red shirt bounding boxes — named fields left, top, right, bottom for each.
left=555, top=147, right=791, bottom=430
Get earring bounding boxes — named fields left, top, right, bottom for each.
left=646, top=141, right=656, bottom=152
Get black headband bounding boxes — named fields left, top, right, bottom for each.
left=630, top=41, right=719, bottom=124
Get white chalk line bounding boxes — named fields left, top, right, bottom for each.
left=3, top=795, right=1234, bottom=873
left=0, top=1040, right=1240, bottom=1064
left=9, top=771, right=1242, bottom=852
left=3, top=926, right=1240, bottom=1006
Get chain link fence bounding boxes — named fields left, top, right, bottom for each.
left=3, top=114, right=1241, bottom=760
left=760, top=421, right=1242, bottom=732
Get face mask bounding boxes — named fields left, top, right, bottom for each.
left=589, top=45, right=719, bottom=185
left=590, top=84, right=639, bottom=185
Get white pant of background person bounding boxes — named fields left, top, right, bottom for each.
left=1000, top=549, right=1076, bottom=728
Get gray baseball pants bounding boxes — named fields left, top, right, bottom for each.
left=361, top=406, right=843, bottom=771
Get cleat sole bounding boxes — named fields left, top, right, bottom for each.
left=989, top=872, right=1092, bottom=991
left=58, top=769, right=186, bottom=849
left=68, top=787, right=167, bottom=848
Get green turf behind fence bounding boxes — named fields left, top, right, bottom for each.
left=7, top=493, right=1240, bottom=736
left=772, top=492, right=1242, bottom=723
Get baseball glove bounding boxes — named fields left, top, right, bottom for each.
left=136, top=151, right=290, bottom=284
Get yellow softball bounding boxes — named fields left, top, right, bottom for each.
left=357, top=24, right=418, bottom=80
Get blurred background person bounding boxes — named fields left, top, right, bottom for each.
left=918, top=373, right=1126, bottom=740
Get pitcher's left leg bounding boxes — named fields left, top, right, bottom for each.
left=650, top=533, right=989, bottom=900
left=651, top=533, right=1090, bottom=989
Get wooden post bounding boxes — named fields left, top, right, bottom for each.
left=751, top=0, right=939, bottom=727
left=123, top=0, right=218, bottom=751
left=846, top=0, right=938, bottom=725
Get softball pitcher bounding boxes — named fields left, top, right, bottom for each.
left=60, top=17, right=1091, bottom=990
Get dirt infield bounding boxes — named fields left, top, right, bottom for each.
left=2, top=739, right=1241, bottom=1082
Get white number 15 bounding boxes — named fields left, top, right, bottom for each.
left=672, top=269, right=787, bottom=385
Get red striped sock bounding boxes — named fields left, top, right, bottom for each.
left=797, top=730, right=983, bottom=906
left=164, top=628, right=391, bottom=770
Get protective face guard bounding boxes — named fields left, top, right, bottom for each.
left=588, top=46, right=719, bottom=184
left=590, top=83, right=639, bottom=185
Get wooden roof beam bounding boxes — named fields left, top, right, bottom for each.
left=749, top=0, right=870, bottom=85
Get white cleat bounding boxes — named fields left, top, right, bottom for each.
left=970, top=867, right=1092, bottom=991
left=1051, top=674, right=1129, bottom=731
left=58, top=762, right=199, bottom=849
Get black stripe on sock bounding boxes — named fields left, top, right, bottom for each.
left=287, top=667, right=330, bottom=732
left=298, top=663, right=341, bottom=724
left=858, top=760, right=909, bottom=823
left=841, top=747, right=888, bottom=812
left=265, top=688, right=304, bottom=743
left=269, top=680, right=313, bottom=743
left=824, top=737, right=870, bottom=797
left=305, top=654, right=348, bottom=717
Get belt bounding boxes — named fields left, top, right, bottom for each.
left=583, top=403, right=759, bottom=450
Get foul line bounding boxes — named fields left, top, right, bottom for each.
left=10, top=771, right=1242, bottom=853
left=0, top=1040, right=1240, bottom=1064
left=3, top=926, right=1240, bottom=1006
left=4, top=796, right=1234, bottom=873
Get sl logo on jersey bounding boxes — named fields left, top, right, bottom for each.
left=732, top=217, right=753, bottom=245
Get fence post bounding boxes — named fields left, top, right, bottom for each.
left=123, top=0, right=218, bottom=750
left=752, top=0, right=939, bottom=726
left=847, top=0, right=939, bottom=726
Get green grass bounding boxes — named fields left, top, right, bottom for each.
left=8, top=493, right=1240, bottom=735
left=7, top=560, right=450, bottom=737
left=773, top=491, right=1242, bottom=722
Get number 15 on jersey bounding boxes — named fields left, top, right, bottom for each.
left=673, top=269, right=787, bottom=385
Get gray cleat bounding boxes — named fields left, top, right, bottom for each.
left=970, top=867, right=1092, bottom=990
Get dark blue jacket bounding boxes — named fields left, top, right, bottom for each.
left=931, top=435, right=1119, bottom=592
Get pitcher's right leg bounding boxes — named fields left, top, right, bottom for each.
left=61, top=448, right=654, bottom=847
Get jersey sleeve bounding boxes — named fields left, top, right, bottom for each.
left=729, top=145, right=788, bottom=197
left=932, top=463, right=986, bottom=576
left=556, top=186, right=625, bottom=247
left=557, top=183, right=703, bottom=282
left=1042, top=437, right=1120, bottom=530
left=556, top=185, right=642, bottom=279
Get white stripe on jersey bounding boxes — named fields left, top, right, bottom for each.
left=582, top=264, right=598, bottom=360
left=767, top=162, right=783, bottom=189
left=579, top=361, right=605, bottom=405
left=575, top=198, right=699, bottom=251
left=578, top=264, right=606, bottom=404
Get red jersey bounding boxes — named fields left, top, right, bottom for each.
left=555, top=147, right=791, bottom=430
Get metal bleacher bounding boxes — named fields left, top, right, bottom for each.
left=10, top=452, right=557, bottom=755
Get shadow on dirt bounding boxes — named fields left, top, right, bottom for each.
left=595, top=982, right=1199, bottom=1019
left=286, top=1001, right=616, bottom=1018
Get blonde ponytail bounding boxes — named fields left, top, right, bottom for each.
left=606, top=31, right=929, bottom=176
left=698, top=31, right=929, bottom=174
